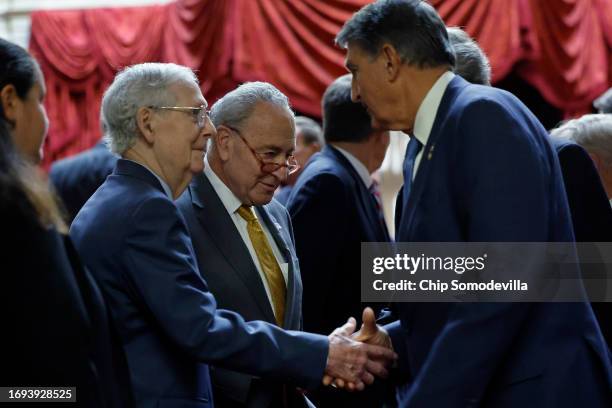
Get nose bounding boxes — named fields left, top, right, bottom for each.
left=271, top=165, right=288, bottom=182
left=200, top=118, right=216, bottom=139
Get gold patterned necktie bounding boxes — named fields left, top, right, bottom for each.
left=236, top=205, right=286, bottom=326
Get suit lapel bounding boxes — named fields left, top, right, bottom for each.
left=255, top=206, right=296, bottom=328
left=398, top=76, right=467, bottom=241
left=189, top=174, right=277, bottom=323
left=326, top=146, right=390, bottom=242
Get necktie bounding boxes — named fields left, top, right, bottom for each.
left=237, top=205, right=286, bottom=326
left=402, top=136, right=423, bottom=206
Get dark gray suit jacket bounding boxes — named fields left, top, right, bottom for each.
left=177, top=172, right=307, bottom=408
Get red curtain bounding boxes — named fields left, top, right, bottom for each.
left=29, top=0, right=612, bottom=168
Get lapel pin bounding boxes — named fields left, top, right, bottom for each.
left=427, top=143, right=435, bottom=160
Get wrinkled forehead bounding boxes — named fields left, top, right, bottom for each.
left=167, top=81, right=207, bottom=106
left=243, top=102, right=296, bottom=148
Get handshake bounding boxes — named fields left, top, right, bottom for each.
left=323, top=307, right=395, bottom=391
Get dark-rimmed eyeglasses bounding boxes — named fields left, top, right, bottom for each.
left=224, top=125, right=300, bottom=175
left=149, top=105, right=210, bottom=129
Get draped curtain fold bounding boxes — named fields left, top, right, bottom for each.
left=28, top=0, right=612, bottom=168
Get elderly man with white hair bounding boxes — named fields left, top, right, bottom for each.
left=70, top=63, right=396, bottom=408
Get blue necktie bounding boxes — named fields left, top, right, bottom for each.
left=402, top=136, right=423, bottom=206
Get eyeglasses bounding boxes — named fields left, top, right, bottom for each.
left=149, top=105, right=210, bottom=129
left=224, top=125, right=300, bottom=175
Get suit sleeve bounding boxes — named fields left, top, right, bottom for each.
left=287, top=172, right=351, bottom=334
left=122, top=196, right=328, bottom=388
left=401, top=98, right=557, bottom=406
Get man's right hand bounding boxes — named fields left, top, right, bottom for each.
left=323, top=316, right=397, bottom=391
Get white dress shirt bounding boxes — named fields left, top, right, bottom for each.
left=411, top=71, right=455, bottom=180
left=334, top=145, right=373, bottom=189
left=203, top=157, right=288, bottom=316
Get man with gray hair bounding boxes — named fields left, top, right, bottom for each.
left=275, top=116, right=323, bottom=205
left=177, top=81, right=324, bottom=408
left=70, top=64, right=396, bottom=408
left=594, top=88, right=612, bottom=113
left=447, top=26, right=491, bottom=86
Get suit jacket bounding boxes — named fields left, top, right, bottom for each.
left=389, top=76, right=612, bottom=407
left=287, top=145, right=390, bottom=335
left=50, top=141, right=118, bottom=222
left=70, top=159, right=329, bottom=408
left=176, top=173, right=307, bottom=408
left=551, top=138, right=612, bottom=352
left=1, top=182, right=132, bottom=407
left=287, top=145, right=392, bottom=407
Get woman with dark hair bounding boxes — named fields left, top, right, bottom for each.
left=0, top=39, right=132, bottom=407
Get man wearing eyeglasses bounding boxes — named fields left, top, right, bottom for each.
left=72, top=65, right=396, bottom=408
left=177, top=81, right=319, bottom=408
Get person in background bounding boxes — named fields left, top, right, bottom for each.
left=49, top=138, right=118, bottom=222
left=446, top=26, right=491, bottom=86
left=287, top=74, right=392, bottom=407
left=551, top=114, right=612, bottom=351
left=274, top=116, right=323, bottom=205
left=0, top=38, right=132, bottom=407
left=70, top=62, right=396, bottom=408
left=177, top=82, right=319, bottom=407
left=594, top=87, right=612, bottom=113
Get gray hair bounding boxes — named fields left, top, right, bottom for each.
left=101, top=62, right=198, bottom=154
left=594, top=88, right=612, bottom=114
left=210, top=81, right=294, bottom=130
left=551, top=114, right=612, bottom=164
left=447, top=27, right=491, bottom=86
left=295, top=116, right=323, bottom=146
left=335, top=0, right=455, bottom=69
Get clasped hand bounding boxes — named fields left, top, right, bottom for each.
left=323, top=307, right=395, bottom=391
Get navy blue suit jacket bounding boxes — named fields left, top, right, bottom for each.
left=389, top=76, right=612, bottom=407
left=50, top=141, right=118, bottom=222
left=70, top=159, right=328, bottom=408
left=287, top=145, right=390, bottom=335
left=551, top=138, right=612, bottom=352
left=287, top=145, right=392, bottom=406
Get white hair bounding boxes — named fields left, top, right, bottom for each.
left=101, top=62, right=198, bottom=154
left=210, top=81, right=294, bottom=130
left=551, top=114, right=612, bottom=164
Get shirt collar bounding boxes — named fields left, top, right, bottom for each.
left=333, top=145, right=372, bottom=188
left=203, top=155, right=244, bottom=215
left=412, top=71, right=455, bottom=147
left=125, top=159, right=173, bottom=200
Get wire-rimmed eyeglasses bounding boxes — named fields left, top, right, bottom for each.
left=149, top=105, right=210, bottom=129
left=224, top=125, right=300, bottom=175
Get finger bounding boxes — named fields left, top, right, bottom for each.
left=353, top=380, right=365, bottom=391
left=336, top=317, right=357, bottom=337
left=359, top=307, right=377, bottom=338
left=366, top=344, right=397, bottom=361
left=334, top=378, right=345, bottom=389
left=322, top=375, right=333, bottom=386
left=360, top=369, right=375, bottom=385
left=365, top=358, right=389, bottom=379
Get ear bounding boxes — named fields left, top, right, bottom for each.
left=0, top=84, right=20, bottom=124
left=381, top=44, right=401, bottom=82
left=136, top=106, right=155, bottom=144
left=214, top=125, right=233, bottom=161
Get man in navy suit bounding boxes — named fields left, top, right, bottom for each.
left=176, top=82, right=319, bottom=408
left=335, top=0, right=612, bottom=406
left=287, top=74, right=390, bottom=336
left=550, top=118, right=612, bottom=352
left=274, top=116, right=323, bottom=206
left=49, top=140, right=118, bottom=222
left=286, top=74, right=391, bottom=407
left=70, top=63, right=396, bottom=408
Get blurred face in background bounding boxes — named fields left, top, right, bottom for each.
left=1, top=64, right=49, bottom=164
